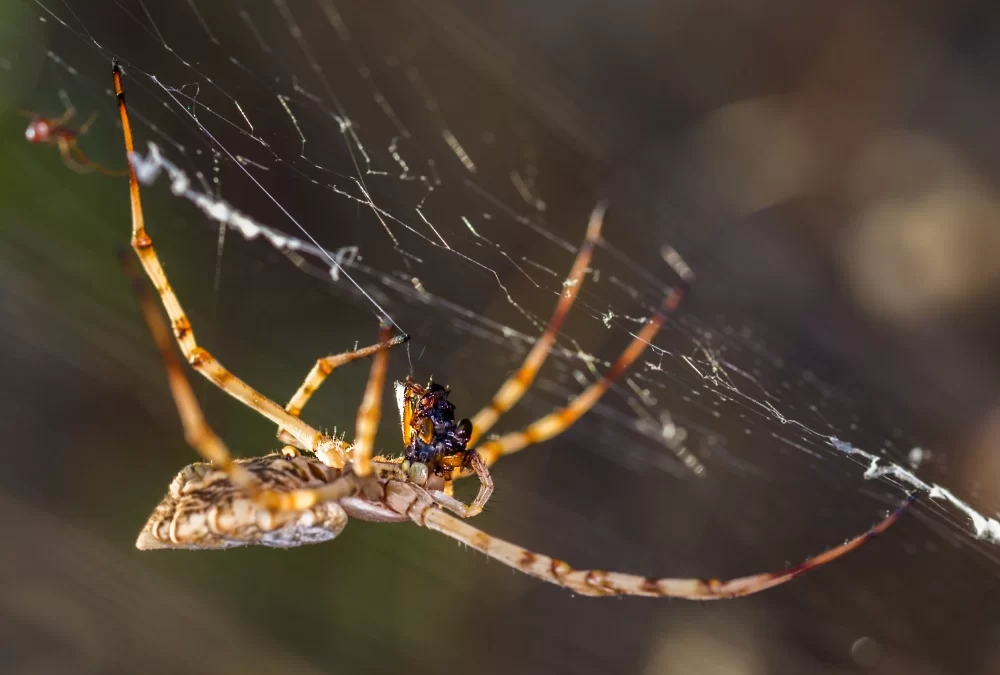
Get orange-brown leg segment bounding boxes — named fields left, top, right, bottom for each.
left=421, top=495, right=913, bottom=598
left=113, top=61, right=348, bottom=469
left=277, top=333, right=409, bottom=449
left=467, top=204, right=605, bottom=447
left=120, top=252, right=360, bottom=512
left=466, top=282, right=688, bottom=473
left=350, top=324, right=394, bottom=477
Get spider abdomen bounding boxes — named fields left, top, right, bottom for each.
left=136, top=455, right=348, bottom=550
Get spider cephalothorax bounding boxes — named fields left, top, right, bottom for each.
left=395, top=378, right=473, bottom=477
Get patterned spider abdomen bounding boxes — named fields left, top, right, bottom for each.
left=395, top=379, right=472, bottom=472
left=136, top=455, right=348, bottom=550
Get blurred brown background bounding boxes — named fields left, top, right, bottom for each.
left=1, top=1, right=999, bottom=673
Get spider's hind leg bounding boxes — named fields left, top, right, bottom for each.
left=421, top=495, right=912, bottom=598
left=120, top=252, right=360, bottom=513
left=113, top=62, right=347, bottom=467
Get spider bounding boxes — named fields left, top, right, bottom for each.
left=22, top=106, right=126, bottom=176
left=113, top=61, right=909, bottom=598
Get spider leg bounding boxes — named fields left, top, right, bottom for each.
left=421, top=495, right=913, bottom=599
left=433, top=452, right=494, bottom=517
left=113, top=61, right=349, bottom=468
left=56, top=138, right=95, bottom=174
left=66, top=138, right=128, bottom=177
left=349, top=324, right=393, bottom=477
left=64, top=111, right=127, bottom=176
left=465, top=281, right=688, bottom=473
left=277, top=333, right=409, bottom=449
left=76, top=111, right=98, bottom=135
left=467, top=204, right=605, bottom=447
left=50, top=106, right=75, bottom=128
left=120, top=252, right=362, bottom=512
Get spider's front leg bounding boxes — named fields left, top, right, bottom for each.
left=450, top=205, right=692, bottom=483
left=429, top=451, right=493, bottom=518
left=461, top=278, right=689, bottom=478
left=465, top=203, right=606, bottom=447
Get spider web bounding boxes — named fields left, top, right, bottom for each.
left=6, top=1, right=1000, bottom=673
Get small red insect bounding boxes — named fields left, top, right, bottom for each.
left=22, top=107, right=125, bottom=176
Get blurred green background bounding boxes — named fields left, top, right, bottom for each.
left=2, top=1, right=1000, bottom=673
